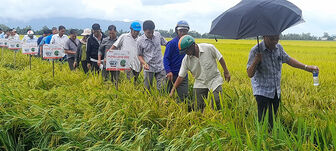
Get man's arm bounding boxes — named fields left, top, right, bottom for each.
left=169, top=76, right=184, bottom=97
left=211, top=45, right=231, bottom=81
left=111, top=35, right=123, bottom=50
left=247, top=53, right=262, bottom=78
left=110, top=45, right=117, bottom=50
left=50, top=36, right=55, bottom=44
left=287, top=57, right=319, bottom=73
left=64, top=50, right=76, bottom=54
left=163, top=42, right=173, bottom=81
left=97, top=41, right=105, bottom=67
left=137, top=40, right=149, bottom=70
left=160, top=34, right=167, bottom=46
left=64, top=41, right=76, bottom=54
left=138, top=55, right=149, bottom=70
left=219, top=57, right=231, bottom=82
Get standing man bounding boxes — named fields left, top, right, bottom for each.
left=164, top=20, right=190, bottom=102
left=37, top=30, right=48, bottom=57
left=64, top=29, right=81, bottom=70
left=137, top=20, right=167, bottom=92
left=51, top=26, right=68, bottom=61
left=8, top=29, right=20, bottom=40
left=86, top=23, right=106, bottom=72
left=37, top=30, right=47, bottom=46
left=22, top=30, right=37, bottom=43
left=111, top=22, right=142, bottom=85
left=98, top=25, right=118, bottom=82
left=12, top=29, right=20, bottom=40
left=77, top=28, right=91, bottom=73
left=169, top=35, right=231, bottom=111
left=4, top=30, right=11, bottom=39
left=247, top=35, right=319, bottom=126
left=0, top=28, right=4, bottom=39
left=50, top=25, right=68, bottom=48
left=45, top=27, right=58, bottom=44
left=39, top=30, right=52, bottom=57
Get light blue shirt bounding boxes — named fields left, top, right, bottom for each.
left=0, top=32, right=4, bottom=39
left=39, top=37, right=48, bottom=46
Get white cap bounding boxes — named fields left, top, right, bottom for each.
left=27, top=30, right=34, bottom=35
left=81, top=28, right=91, bottom=36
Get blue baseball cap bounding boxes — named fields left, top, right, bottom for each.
left=130, top=22, right=141, bottom=31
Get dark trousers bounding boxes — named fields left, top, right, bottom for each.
left=255, top=93, right=280, bottom=127
left=193, top=85, right=223, bottom=111
left=126, top=69, right=140, bottom=85
left=90, top=61, right=100, bottom=73
left=166, top=74, right=189, bottom=102
left=67, top=58, right=75, bottom=71
left=102, top=69, right=120, bottom=82
left=144, top=70, right=166, bottom=92
left=81, top=60, right=89, bottom=73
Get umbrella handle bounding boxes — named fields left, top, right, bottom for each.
left=257, top=36, right=261, bottom=53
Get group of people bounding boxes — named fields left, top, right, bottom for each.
left=0, top=20, right=319, bottom=126
left=0, top=28, right=20, bottom=40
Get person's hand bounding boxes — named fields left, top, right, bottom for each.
left=143, top=63, right=149, bottom=70
left=169, top=87, right=175, bottom=97
left=87, top=63, right=91, bottom=69
left=254, top=53, right=262, bottom=64
left=224, top=72, right=231, bottom=82
left=306, top=65, right=319, bottom=73
left=97, top=60, right=101, bottom=68
left=166, top=72, right=173, bottom=81
left=73, top=62, right=77, bottom=68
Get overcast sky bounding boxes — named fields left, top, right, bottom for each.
left=0, top=0, right=335, bottom=36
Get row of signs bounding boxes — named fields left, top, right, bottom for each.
left=0, top=39, right=130, bottom=71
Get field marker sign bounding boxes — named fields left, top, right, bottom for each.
left=43, top=44, right=64, bottom=59
left=0, top=39, right=9, bottom=47
left=8, top=40, right=22, bottom=51
left=22, top=43, right=38, bottom=55
left=105, top=50, right=130, bottom=71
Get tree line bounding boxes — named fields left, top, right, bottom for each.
left=1, top=24, right=335, bottom=40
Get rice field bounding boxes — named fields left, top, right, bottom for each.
left=0, top=39, right=335, bottom=150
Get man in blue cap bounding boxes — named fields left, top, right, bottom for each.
left=111, top=22, right=142, bottom=85
left=164, top=20, right=190, bottom=102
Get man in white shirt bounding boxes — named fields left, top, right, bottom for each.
left=169, top=35, right=231, bottom=111
left=8, top=29, right=20, bottom=40
left=50, top=25, right=68, bottom=48
left=0, top=28, right=4, bottom=39
left=111, top=21, right=142, bottom=85
left=50, top=25, right=69, bottom=61
left=22, top=30, right=38, bottom=43
left=12, top=29, right=20, bottom=40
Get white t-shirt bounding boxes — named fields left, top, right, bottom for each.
left=22, top=35, right=38, bottom=43
left=179, top=43, right=224, bottom=91
left=50, top=34, right=69, bottom=48
left=113, top=33, right=141, bottom=72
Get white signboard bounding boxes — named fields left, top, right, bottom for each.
left=43, top=44, right=65, bottom=59
left=22, top=43, right=39, bottom=55
left=8, top=40, right=22, bottom=50
left=0, top=39, right=9, bottom=47
left=105, top=50, right=130, bottom=71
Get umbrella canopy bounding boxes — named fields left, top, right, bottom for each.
left=209, top=0, right=304, bottom=39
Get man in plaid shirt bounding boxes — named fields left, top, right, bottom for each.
left=247, top=35, right=319, bottom=127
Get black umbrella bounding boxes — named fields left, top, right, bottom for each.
left=209, top=0, right=304, bottom=39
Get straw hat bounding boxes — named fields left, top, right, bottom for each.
left=81, top=28, right=91, bottom=36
